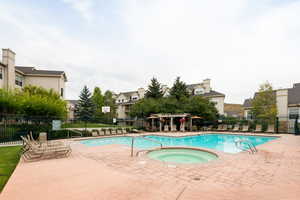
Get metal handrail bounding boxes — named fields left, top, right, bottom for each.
left=130, top=136, right=163, bottom=157
left=234, top=139, right=257, bottom=154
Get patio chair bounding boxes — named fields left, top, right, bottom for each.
left=242, top=125, right=249, bottom=132
left=254, top=125, right=262, bottom=133
left=232, top=124, right=240, bottom=132
left=266, top=124, right=275, bottom=133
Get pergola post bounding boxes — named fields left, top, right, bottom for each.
left=170, top=117, right=174, bottom=131
left=159, top=118, right=162, bottom=132
left=152, top=118, right=155, bottom=131
left=190, top=118, right=193, bottom=131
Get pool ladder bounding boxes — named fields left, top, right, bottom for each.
left=234, top=139, right=257, bottom=154
left=131, top=136, right=163, bottom=157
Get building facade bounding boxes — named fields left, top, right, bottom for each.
left=0, top=49, right=67, bottom=98
left=243, top=83, right=300, bottom=132
left=116, top=79, right=225, bottom=120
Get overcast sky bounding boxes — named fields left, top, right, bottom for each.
left=0, top=0, right=299, bottom=103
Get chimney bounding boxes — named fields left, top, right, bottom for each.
left=137, top=88, right=145, bottom=98
left=2, top=49, right=16, bottom=90
left=203, top=78, right=211, bottom=93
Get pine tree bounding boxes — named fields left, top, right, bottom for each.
left=145, top=77, right=164, bottom=99
left=169, top=77, right=190, bottom=100
left=75, top=86, right=95, bottom=122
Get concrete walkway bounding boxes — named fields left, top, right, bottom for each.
left=1, top=133, right=300, bottom=200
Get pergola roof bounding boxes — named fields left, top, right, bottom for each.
left=149, top=113, right=191, bottom=118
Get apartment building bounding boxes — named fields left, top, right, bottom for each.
left=0, top=49, right=67, bottom=98
left=116, top=79, right=225, bottom=119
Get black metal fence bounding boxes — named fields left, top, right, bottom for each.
left=0, top=114, right=70, bottom=145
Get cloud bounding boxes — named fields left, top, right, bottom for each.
left=63, top=0, right=95, bottom=22
left=0, top=0, right=300, bottom=103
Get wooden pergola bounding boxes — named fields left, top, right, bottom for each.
left=148, top=113, right=203, bottom=132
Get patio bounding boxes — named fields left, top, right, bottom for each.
left=1, top=132, right=300, bottom=200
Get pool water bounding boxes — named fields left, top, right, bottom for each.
left=80, top=134, right=277, bottom=153
left=147, top=148, right=218, bottom=164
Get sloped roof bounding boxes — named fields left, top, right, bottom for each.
left=243, top=98, right=252, bottom=108
left=200, top=90, right=225, bottom=97
left=67, top=100, right=78, bottom=105
left=118, top=91, right=138, bottom=98
left=224, top=103, right=243, bottom=117
left=0, top=61, right=5, bottom=67
left=288, top=83, right=300, bottom=105
left=16, top=66, right=65, bottom=76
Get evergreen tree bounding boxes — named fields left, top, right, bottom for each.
left=75, top=86, right=95, bottom=122
left=145, top=77, right=164, bottom=99
left=169, top=77, right=190, bottom=100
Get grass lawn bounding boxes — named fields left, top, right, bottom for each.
left=0, top=146, right=22, bottom=192
left=62, top=122, right=132, bottom=129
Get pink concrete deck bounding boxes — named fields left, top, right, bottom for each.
left=1, top=133, right=300, bottom=200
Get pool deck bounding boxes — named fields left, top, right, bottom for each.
left=1, top=132, right=300, bottom=200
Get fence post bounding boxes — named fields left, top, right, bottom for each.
left=275, top=117, right=279, bottom=133
left=295, top=116, right=299, bottom=135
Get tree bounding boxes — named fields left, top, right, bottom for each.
left=102, top=90, right=117, bottom=123
left=145, top=77, right=164, bottom=99
left=75, top=86, right=94, bottom=122
left=92, top=87, right=104, bottom=121
left=169, top=77, right=190, bottom=100
left=251, top=82, right=277, bottom=123
left=0, top=86, right=67, bottom=118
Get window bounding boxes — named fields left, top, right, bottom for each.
left=194, top=88, right=205, bottom=95
left=61, top=88, right=64, bottom=97
left=0, top=68, right=2, bottom=79
left=15, top=75, right=23, bottom=86
left=289, top=107, right=299, bottom=119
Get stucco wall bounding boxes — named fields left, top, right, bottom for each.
left=24, top=75, right=64, bottom=96
left=117, top=104, right=127, bottom=119
left=276, top=89, right=288, bottom=118
left=210, top=96, right=225, bottom=115
left=0, top=66, right=4, bottom=89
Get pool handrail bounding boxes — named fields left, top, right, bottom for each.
left=131, top=136, right=163, bottom=157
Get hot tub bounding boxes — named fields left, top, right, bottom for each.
left=147, top=148, right=218, bottom=164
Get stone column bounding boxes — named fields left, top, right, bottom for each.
left=170, top=117, right=173, bottom=131
left=190, top=118, right=193, bottom=131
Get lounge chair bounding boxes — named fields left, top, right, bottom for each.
left=266, top=124, right=275, bottom=133
left=122, top=128, right=128, bottom=134
left=242, top=125, right=249, bottom=132
left=207, top=125, right=213, bottom=131
left=217, top=124, right=223, bottom=131
left=98, top=128, right=105, bottom=136
left=91, top=129, right=98, bottom=137
left=104, top=128, right=111, bottom=135
left=232, top=124, right=240, bottom=132
left=221, top=124, right=228, bottom=131
left=21, top=135, right=71, bottom=161
left=111, top=129, right=117, bottom=135
left=254, top=125, right=262, bottom=133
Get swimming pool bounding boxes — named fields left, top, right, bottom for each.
left=80, top=134, right=278, bottom=153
